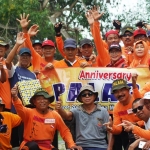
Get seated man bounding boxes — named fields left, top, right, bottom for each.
left=55, top=84, right=110, bottom=150
left=0, top=98, right=21, bottom=150
left=11, top=86, right=82, bottom=150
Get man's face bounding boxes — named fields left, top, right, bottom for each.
left=0, top=45, right=7, bottom=57
left=121, top=31, right=134, bottom=46
left=106, top=34, right=120, bottom=47
left=80, top=44, right=93, bottom=57
left=33, top=44, right=43, bottom=56
left=42, top=45, right=55, bottom=58
left=132, top=99, right=149, bottom=121
left=33, top=95, right=50, bottom=112
left=19, top=53, right=31, bottom=68
left=80, top=90, right=96, bottom=105
left=113, top=87, right=130, bottom=104
left=134, top=34, right=147, bottom=42
left=64, top=47, right=77, bottom=62
left=109, top=49, right=122, bottom=62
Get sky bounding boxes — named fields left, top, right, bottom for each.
left=81, top=0, right=147, bottom=39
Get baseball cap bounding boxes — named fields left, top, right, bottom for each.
left=42, top=40, right=55, bottom=47
left=109, top=44, right=121, bottom=51
left=18, top=48, right=31, bottom=56
left=77, top=84, right=98, bottom=102
left=30, top=88, right=54, bottom=105
left=111, top=79, right=130, bottom=94
left=133, top=28, right=146, bottom=37
left=79, top=38, right=93, bottom=47
left=142, top=92, right=150, bottom=100
left=64, top=38, right=77, bottom=49
left=120, top=26, right=134, bottom=36
left=0, top=37, right=9, bottom=48
left=147, top=30, right=150, bottom=37
left=105, top=30, right=119, bottom=38
left=32, top=40, right=42, bottom=46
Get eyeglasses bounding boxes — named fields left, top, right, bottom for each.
left=81, top=92, right=94, bottom=97
left=132, top=105, right=144, bottom=113
left=122, top=33, right=133, bottom=37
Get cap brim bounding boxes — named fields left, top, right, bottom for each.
left=30, top=93, right=54, bottom=105
left=64, top=45, right=76, bottom=48
left=19, top=52, right=31, bottom=56
left=111, top=85, right=130, bottom=94
left=81, top=43, right=93, bottom=47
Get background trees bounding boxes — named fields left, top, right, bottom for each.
left=0, top=0, right=149, bottom=47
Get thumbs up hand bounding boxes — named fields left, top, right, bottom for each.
left=55, top=97, right=62, bottom=110
left=103, top=116, right=113, bottom=132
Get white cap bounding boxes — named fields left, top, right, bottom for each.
left=142, top=92, right=150, bottom=100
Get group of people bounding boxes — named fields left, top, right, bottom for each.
left=0, top=5, right=150, bottom=150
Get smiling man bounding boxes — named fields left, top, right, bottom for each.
left=104, top=79, right=142, bottom=150
left=11, top=87, right=82, bottom=150
left=55, top=84, right=110, bottom=150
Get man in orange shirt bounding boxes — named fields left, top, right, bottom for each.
left=11, top=86, right=82, bottom=150
left=104, top=79, right=142, bottom=150
left=54, top=38, right=90, bottom=68
left=0, top=37, right=12, bottom=111
left=0, top=98, right=21, bottom=150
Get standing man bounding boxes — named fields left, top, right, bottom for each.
left=56, top=84, right=110, bottom=150
left=104, top=79, right=142, bottom=150
left=11, top=86, right=82, bottom=150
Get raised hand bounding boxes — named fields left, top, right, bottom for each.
left=16, top=32, right=26, bottom=45
left=55, top=97, right=62, bottom=110
left=11, top=85, right=18, bottom=99
left=16, top=13, right=31, bottom=29
left=91, top=5, right=104, bottom=21
left=28, top=24, right=39, bottom=37
left=85, top=10, right=94, bottom=25
left=113, top=20, right=121, bottom=30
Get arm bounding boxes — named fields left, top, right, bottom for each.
left=55, top=98, right=73, bottom=120
left=0, top=60, right=6, bottom=83
left=11, top=113, right=22, bottom=128
left=5, top=32, right=25, bottom=70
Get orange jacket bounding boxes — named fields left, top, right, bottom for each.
left=130, top=40, right=149, bottom=68
left=91, top=21, right=110, bottom=67
left=111, top=96, right=142, bottom=134
left=13, top=99, right=75, bottom=150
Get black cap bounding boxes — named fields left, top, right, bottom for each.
left=109, top=44, right=121, bottom=51
left=32, top=40, right=42, bottom=46
left=80, top=38, right=93, bottom=47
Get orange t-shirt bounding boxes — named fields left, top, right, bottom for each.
left=24, top=33, right=58, bottom=71
left=13, top=99, right=75, bottom=150
left=0, top=59, right=11, bottom=109
left=111, top=96, right=142, bottom=134
left=54, top=56, right=89, bottom=68
left=0, top=112, right=21, bottom=150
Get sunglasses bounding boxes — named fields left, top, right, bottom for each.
left=81, top=92, right=94, bottom=97
left=132, top=105, right=144, bottom=113
left=122, top=33, right=133, bottom=37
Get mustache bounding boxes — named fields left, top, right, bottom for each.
left=117, top=95, right=125, bottom=99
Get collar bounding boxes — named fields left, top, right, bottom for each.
left=77, top=104, right=101, bottom=112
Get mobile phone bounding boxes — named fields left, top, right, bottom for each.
left=138, top=141, right=146, bottom=149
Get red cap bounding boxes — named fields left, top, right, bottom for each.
left=42, top=40, right=55, bottom=47
left=105, top=30, right=119, bottom=38
left=133, top=28, right=146, bottom=37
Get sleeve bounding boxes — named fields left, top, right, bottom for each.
left=54, top=111, right=75, bottom=148
left=92, top=21, right=110, bottom=67
left=132, top=125, right=150, bottom=140
left=140, top=82, right=150, bottom=97
left=7, top=64, right=16, bottom=78
left=24, top=33, right=41, bottom=69
left=55, top=36, right=65, bottom=57
left=13, top=98, right=31, bottom=122
left=133, top=87, right=142, bottom=99
left=11, top=113, right=22, bottom=128
left=111, top=105, right=123, bottom=134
